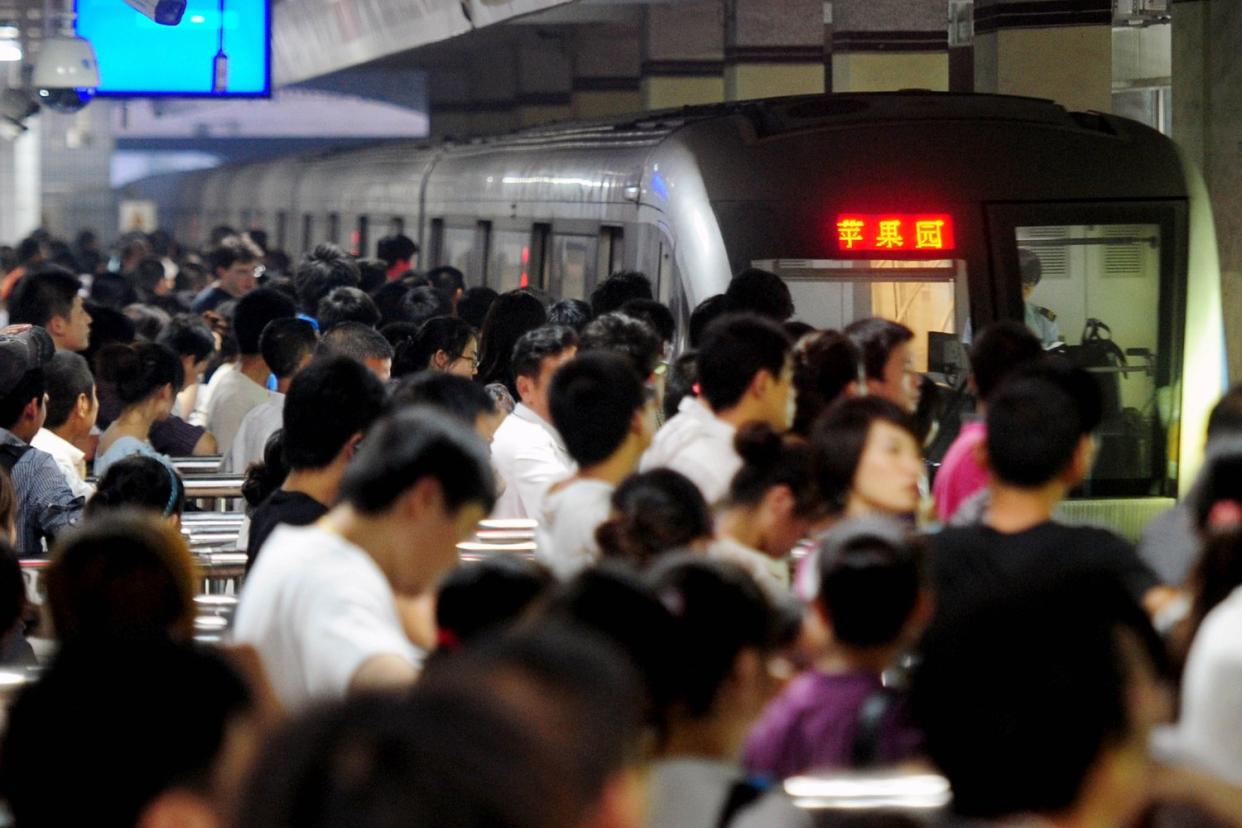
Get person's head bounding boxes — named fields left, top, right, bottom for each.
left=550, top=352, right=655, bottom=471
left=547, top=298, right=592, bottom=332
left=95, top=342, right=183, bottom=420
left=968, top=320, right=1044, bottom=402
left=130, top=256, right=169, bottom=299
left=913, top=576, right=1170, bottom=822
left=232, top=287, right=296, bottom=358
left=376, top=233, right=419, bottom=271
left=8, top=266, right=91, bottom=352
left=294, top=244, right=360, bottom=317
left=317, top=321, right=395, bottom=381
left=985, top=362, right=1103, bottom=491
left=620, top=298, right=675, bottom=349
left=811, top=396, right=922, bottom=517
left=1189, top=449, right=1242, bottom=536
left=724, top=268, right=794, bottom=322
left=596, top=469, right=714, bottom=567
left=208, top=235, right=264, bottom=297
left=42, top=350, right=98, bottom=440
left=510, top=325, right=579, bottom=419
left=396, top=316, right=478, bottom=378
left=0, top=639, right=256, bottom=827
left=209, top=224, right=238, bottom=246
left=388, top=371, right=502, bottom=444
left=157, top=313, right=216, bottom=381
left=86, top=454, right=186, bottom=522
left=259, top=317, right=317, bottom=383
left=0, top=328, right=54, bottom=437
left=696, top=313, right=794, bottom=428
left=457, top=285, right=498, bottom=331
left=791, top=330, right=863, bottom=436
left=283, top=355, right=388, bottom=472
left=1018, top=247, right=1043, bottom=300
left=1205, top=384, right=1242, bottom=447
left=354, top=257, right=387, bottom=293
left=401, top=285, right=454, bottom=328
left=845, top=317, right=919, bottom=413
left=689, top=294, right=730, bottom=349
left=1189, top=529, right=1242, bottom=639
left=426, top=265, right=465, bottom=305
left=316, top=286, right=380, bottom=332
left=46, top=509, right=196, bottom=642
left=727, top=424, right=824, bottom=557
left=590, top=270, right=652, bottom=317
left=435, top=557, right=554, bottom=652
left=579, top=312, right=663, bottom=382
left=662, top=351, right=698, bottom=422
left=370, top=280, right=414, bottom=328
left=338, top=408, right=495, bottom=593
left=476, top=290, right=548, bottom=392
left=124, top=302, right=171, bottom=342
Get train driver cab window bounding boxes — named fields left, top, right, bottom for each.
left=549, top=234, right=598, bottom=301
left=489, top=229, right=533, bottom=293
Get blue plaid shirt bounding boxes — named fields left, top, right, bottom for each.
left=0, top=428, right=84, bottom=557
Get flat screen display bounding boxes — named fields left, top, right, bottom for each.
left=75, top=0, right=270, bottom=97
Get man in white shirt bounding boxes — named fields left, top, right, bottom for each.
left=30, top=351, right=97, bottom=499
left=490, top=325, right=578, bottom=519
left=225, top=318, right=316, bottom=473
left=205, top=288, right=295, bottom=456
left=642, top=314, right=795, bottom=507
left=232, top=407, right=495, bottom=711
left=541, top=351, right=656, bottom=578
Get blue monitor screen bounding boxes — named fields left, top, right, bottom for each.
left=76, top=0, right=270, bottom=97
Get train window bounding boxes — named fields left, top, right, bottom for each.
left=355, top=216, right=369, bottom=258
left=489, top=229, right=532, bottom=293
left=530, top=224, right=551, bottom=291
left=442, top=225, right=476, bottom=284
left=301, top=215, right=315, bottom=254
left=327, top=213, right=341, bottom=245
left=276, top=211, right=288, bottom=250
left=549, top=234, right=598, bottom=301
left=600, top=226, right=624, bottom=279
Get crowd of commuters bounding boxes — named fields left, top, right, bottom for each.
left=0, top=225, right=1241, bottom=827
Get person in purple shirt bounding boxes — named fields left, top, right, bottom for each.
left=743, top=517, right=928, bottom=779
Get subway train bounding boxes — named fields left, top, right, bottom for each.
left=126, top=91, right=1226, bottom=536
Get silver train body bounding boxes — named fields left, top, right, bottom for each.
left=129, top=92, right=1226, bottom=530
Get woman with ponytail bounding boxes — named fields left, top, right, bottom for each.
left=392, top=316, right=478, bottom=379
left=93, top=342, right=184, bottom=479
left=595, top=469, right=714, bottom=568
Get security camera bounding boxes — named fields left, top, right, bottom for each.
left=122, top=0, right=187, bottom=26
left=32, top=33, right=99, bottom=113
left=0, top=87, right=37, bottom=140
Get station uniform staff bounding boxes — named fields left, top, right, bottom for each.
left=1019, top=248, right=1061, bottom=349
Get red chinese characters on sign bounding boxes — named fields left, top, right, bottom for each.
left=834, top=214, right=956, bottom=252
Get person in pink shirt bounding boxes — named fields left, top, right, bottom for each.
left=933, top=321, right=1043, bottom=522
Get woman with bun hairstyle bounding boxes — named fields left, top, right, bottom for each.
left=392, top=316, right=479, bottom=379
left=93, top=342, right=184, bottom=479
left=595, top=469, right=714, bottom=568
left=709, top=424, right=826, bottom=597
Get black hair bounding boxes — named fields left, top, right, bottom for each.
left=596, top=469, right=713, bottom=567
left=913, top=576, right=1168, bottom=819
left=792, top=330, right=862, bottom=436
left=728, top=423, right=820, bottom=517
left=457, top=286, right=499, bottom=331
left=1191, top=450, right=1242, bottom=534
left=379, top=320, right=421, bottom=352
left=511, top=324, right=579, bottom=383
left=207, top=234, right=262, bottom=273
left=784, top=320, right=816, bottom=342
left=87, top=455, right=185, bottom=519
left=435, top=557, right=553, bottom=650
left=816, top=520, right=923, bottom=647
left=590, top=271, right=652, bottom=317
left=1018, top=247, right=1042, bottom=287
left=316, top=321, right=394, bottom=366
left=1206, top=384, right=1242, bottom=444
left=0, top=640, right=253, bottom=826
left=95, top=342, right=184, bottom=406
left=476, top=291, right=548, bottom=395
left=389, top=371, right=497, bottom=427
left=233, top=288, right=295, bottom=355
left=969, top=320, right=1044, bottom=401
left=242, top=429, right=289, bottom=508
left=7, top=265, right=81, bottom=328
left=689, top=294, right=730, bottom=349
left=695, top=313, right=791, bottom=411
left=317, top=286, right=380, bottom=332
left=81, top=301, right=136, bottom=368
left=294, top=244, right=360, bottom=316
left=355, top=257, right=388, bottom=293
left=209, top=225, right=238, bottom=246
left=725, top=268, right=794, bottom=321
left=986, top=363, right=1102, bottom=487
left=394, top=316, right=476, bottom=377
left=258, top=317, right=317, bottom=380
left=810, top=396, right=920, bottom=513
left=845, top=317, right=915, bottom=381
left=620, top=298, right=675, bottom=343
left=662, top=351, right=699, bottom=422
left=0, top=369, right=45, bottom=431
left=42, top=351, right=94, bottom=431
left=400, top=285, right=454, bottom=328
left=0, top=540, right=23, bottom=644
left=646, top=555, right=777, bottom=717
left=282, top=355, right=388, bottom=470
left=124, top=303, right=171, bottom=342
left=375, top=233, right=418, bottom=268
left=549, top=352, right=646, bottom=468
left=129, top=257, right=166, bottom=297
left=1189, top=528, right=1242, bottom=638
left=578, top=312, right=662, bottom=380
left=339, top=407, right=495, bottom=515
left=547, top=298, right=593, bottom=332
left=370, top=280, right=412, bottom=328
left=426, top=265, right=465, bottom=296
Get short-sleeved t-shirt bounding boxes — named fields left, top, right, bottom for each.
left=538, top=478, right=614, bottom=579
left=232, top=524, right=422, bottom=712
left=930, top=520, right=1158, bottom=616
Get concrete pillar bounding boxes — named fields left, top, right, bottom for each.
left=831, top=0, right=949, bottom=92
left=515, top=33, right=574, bottom=127
left=641, top=1, right=725, bottom=110
left=1174, top=0, right=1242, bottom=378
left=0, top=116, right=41, bottom=243
left=571, top=24, right=642, bottom=120
left=973, top=0, right=1112, bottom=113
left=723, top=0, right=824, bottom=101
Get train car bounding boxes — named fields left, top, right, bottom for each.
left=126, top=92, right=1226, bottom=534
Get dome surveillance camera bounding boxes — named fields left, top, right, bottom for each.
left=122, top=0, right=187, bottom=26
left=32, top=34, right=99, bottom=113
